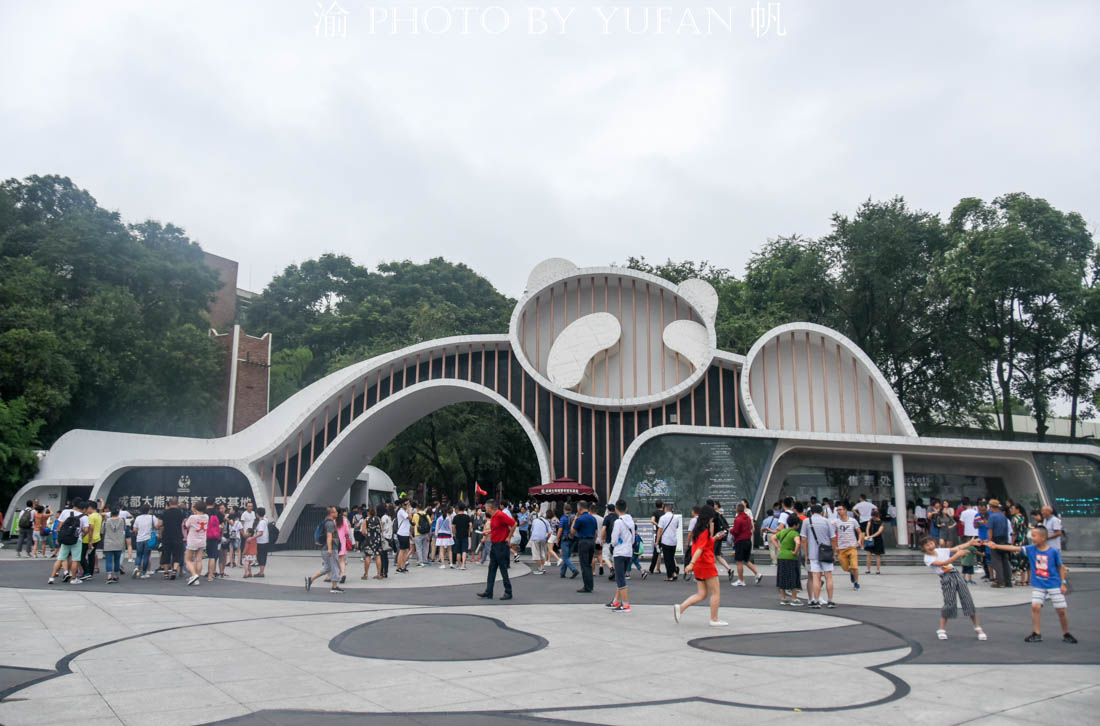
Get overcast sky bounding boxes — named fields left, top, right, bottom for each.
left=1, top=1, right=1097, bottom=298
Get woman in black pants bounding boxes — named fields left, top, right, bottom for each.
left=648, top=501, right=664, bottom=576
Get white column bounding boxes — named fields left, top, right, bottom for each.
left=892, top=453, right=907, bottom=547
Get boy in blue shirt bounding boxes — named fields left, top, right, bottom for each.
left=987, top=526, right=1076, bottom=644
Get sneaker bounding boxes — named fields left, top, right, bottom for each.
left=625, top=574, right=631, bottom=580
left=727, top=570, right=735, bottom=583
left=606, top=600, right=620, bottom=609
left=641, top=571, right=649, bottom=580
left=62, top=572, right=71, bottom=583
left=330, top=586, right=345, bottom=594
left=107, top=578, right=117, bottom=585
left=47, top=577, right=55, bottom=585
left=612, top=604, right=631, bottom=613
left=778, top=599, right=789, bottom=606
left=132, top=568, right=139, bottom=579
left=532, top=569, right=545, bottom=575
left=450, top=564, right=455, bottom=569
left=709, top=620, right=728, bottom=627
left=809, top=601, right=821, bottom=609
left=140, top=573, right=151, bottom=579
left=849, top=572, right=855, bottom=584
left=80, top=574, right=93, bottom=581
left=854, top=582, right=861, bottom=590
left=187, top=575, right=200, bottom=586
left=1025, top=632, right=1042, bottom=643
left=1063, top=633, right=1078, bottom=644
left=976, top=628, right=987, bottom=641
left=305, top=576, right=312, bottom=593
left=732, top=580, right=746, bottom=587
left=513, top=554, right=521, bottom=563
left=754, top=573, right=764, bottom=585
left=439, top=564, right=447, bottom=569
left=789, top=599, right=804, bottom=607
left=672, top=604, right=681, bottom=624
left=460, top=565, right=467, bottom=570
left=69, top=578, right=82, bottom=585
left=937, top=629, right=948, bottom=640
left=570, top=570, right=579, bottom=579
left=826, top=601, right=836, bottom=609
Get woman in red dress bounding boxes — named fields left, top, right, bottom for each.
left=672, top=505, right=727, bottom=627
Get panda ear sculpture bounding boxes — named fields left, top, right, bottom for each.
left=676, top=278, right=718, bottom=325
left=525, top=258, right=577, bottom=294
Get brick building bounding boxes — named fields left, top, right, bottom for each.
left=204, top=252, right=271, bottom=436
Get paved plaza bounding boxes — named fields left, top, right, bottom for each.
left=1, top=549, right=1097, bottom=726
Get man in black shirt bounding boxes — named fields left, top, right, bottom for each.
left=648, top=500, right=664, bottom=576
left=158, top=498, right=186, bottom=580
left=602, top=503, right=619, bottom=581
left=452, top=503, right=472, bottom=569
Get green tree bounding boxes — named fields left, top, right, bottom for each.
left=0, top=397, right=43, bottom=505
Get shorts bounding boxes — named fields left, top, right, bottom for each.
left=531, top=540, right=548, bottom=561
left=837, top=547, right=859, bottom=573
left=206, top=540, right=220, bottom=558
left=614, top=555, right=631, bottom=588
left=809, top=559, right=834, bottom=573
left=397, top=535, right=411, bottom=551
left=713, top=539, right=724, bottom=557
left=1031, top=587, right=1067, bottom=609
left=452, top=536, right=468, bottom=555
left=56, top=542, right=82, bottom=561
left=256, top=543, right=269, bottom=566
left=186, top=544, right=205, bottom=552
left=161, top=540, right=185, bottom=567
left=734, top=539, right=752, bottom=562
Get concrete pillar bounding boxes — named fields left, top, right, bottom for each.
left=892, top=453, right=908, bottom=547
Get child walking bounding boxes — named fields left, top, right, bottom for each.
left=242, top=529, right=258, bottom=577
left=986, top=527, right=1077, bottom=644
left=920, top=536, right=987, bottom=641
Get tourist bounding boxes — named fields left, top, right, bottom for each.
left=821, top=497, right=835, bottom=522
left=986, top=500, right=1013, bottom=588
left=159, top=498, right=186, bottom=580
left=395, top=499, right=412, bottom=573
left=32, top=505, right=50, bottom=558
left=477, top=499, right=516, bottom=601
left=920, top=535, right=987, bottom=641
left=182, top=501, right=209, bottom=586
left=14, top=500, right=34, bottom=557
left=853, top=494, right=876, bottom=527
left=435, top=506, right=454, bottom=569
left=802, top=504, right=837, bottom=608
left=731, top=503, right=762, bottom=586
left=600, top=502, right=618, bottom=580
left=935, top=501, right=958, bottom=548
left=360, top=507, right=382, bottom=580
left=80, top=500, right=102, bottom=580
left=228, top=512, right=243, bottom=568
left=606, top=499, right=634, bottom=613
left=672, top=505, right=726, bottom=627
left=774, top=517, right=800, bottom=607
left=132, top=504, right=158, bottom=578
left=546, top=509, right=561, bottom=567
left=834, top=504, right=864, bottom=590
left=929, top=499, right=942, bottom=544
left=253, top=507, right=270, bottom=578
left=1009, top=504, right=1029, bottom=585
left=101, top=506, right=127, bottom=583
left=242, top=528, right=258, bottom=577
left=305, top=506, right=344, bottom=594
left=412, top=502, right=431, bottom=566
left=216, top=503, right=230, bottom=577
left=863, top=510, right=885, bottom=575
left=589, top=504, right=605, bottom=576
left=683, top=505, right=700, bottom=580
left=572, top=501, right=599, bottom=593
left=335, top=508, right=353, bottom=583
left=205, top=501, right=222, bottom=582
left=528, top=507, right=550, bottom=574
left=985, top=527, right=1076, bottom=644
left=656, top=501, right=681, bottom=581
left=452, top=503, right=472, bottom=570
left=709, top=500, right=734, bottom=578
left=1041, top=506, right=1063, bottom=551
left=558, top=504, right=579, bottom=579
left=647, top=500, right=665, bottom=577
left=240, top=501, right=257, bottom=539
left=516, top=504, right=531, bottom=561
left=48, top=500, right=89, bottom=585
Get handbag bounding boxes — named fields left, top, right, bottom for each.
left=808, top=519, right=833, bottom=562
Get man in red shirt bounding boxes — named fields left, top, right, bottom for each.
left=477, top=500, right=517, bottom=601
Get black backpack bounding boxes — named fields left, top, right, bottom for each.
left=416, top=513, right=431, bottom=535
left=266, top=519, right=280, bottom=544
left=19, top=507, right=33, bottom=529
left=58, top=512, right=82, bottom=546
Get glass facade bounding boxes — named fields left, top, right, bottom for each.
left=779, top=467, right=1013, bottom=510
left=621, top=434, right=776, bottom=515
left=1033, top=453, right=1100, bottom=550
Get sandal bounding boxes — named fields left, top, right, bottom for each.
left=975, top=628, right=988, bottom=641
left=936, top=629, right=948, bottom=640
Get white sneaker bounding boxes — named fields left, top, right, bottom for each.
left=733, top=580, right=746, bottom=587
left=69, top=578, right=82, bottom=585
left=709, top=620, right=729, bottom=627
left=672, top=604, right=681, bottom=624
left=47, top=577, right=55, bottom=584
left=439, top=564, right=447, bottom=569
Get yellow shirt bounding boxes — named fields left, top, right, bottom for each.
left=84, top=512, right=103, bottom=544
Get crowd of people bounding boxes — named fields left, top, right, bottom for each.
left=8, top=489, right=1077, bottom=643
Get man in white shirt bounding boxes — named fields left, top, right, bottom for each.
left=853, top=495, right=877, bottom=524
left=656, top=503, right=681, bottom=580
left=608, top=500, right=635, bottom=613
left=801, top=505, right=838, bottom=608
left=395, top=500, right=412, bottom=572
left=834, top=504, right=864, bottom=590
left=240, top=502, right=257, bottom=536
left=1042, top=506, right=1063, bottom=551
left=958, top=505, right=979, bottom=538
left=254, top=507, right=270, bottom=577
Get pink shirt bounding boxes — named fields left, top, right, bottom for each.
left=337, top=520, right=351, bottom=555
left=184, top=514, right=209, bottom=548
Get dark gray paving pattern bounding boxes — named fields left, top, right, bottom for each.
left=0, top=666, right=52, bottom=697
left=329, top=613, right=547, bottom=661
left=690, top=623, right=906, bottom=657
left=204, top=709, right=599, bottom=726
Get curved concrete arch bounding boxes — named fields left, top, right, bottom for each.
left=275, top=379, right=551, bottom=542
left=741, top=323, right=918, bottom=438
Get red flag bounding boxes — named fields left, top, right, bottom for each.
left=475, top=482, right=487, bottom=497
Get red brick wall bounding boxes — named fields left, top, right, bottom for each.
left=210, top=327, right=271, bottom=436
left=204, top=252, right=239, bottom=331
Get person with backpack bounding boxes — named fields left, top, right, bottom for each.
left=14, top=499, right=35, bottom=557
left=802, top=504, right=838, bottom=609
left=412, top=502, right=431, bottom=567
left=305, top=506, right=345, bottom=594
left=205, top=500, right=222, bottom=582
left=131, top=504, right=158, bottom=579
left=48, top=501, right=89, bottom=585
left=529, top=508, right=551, bottom=574
left=101, top=506, right=127, bottom=583
left=557, top=504, right=579, bottom=579
left=79, top=501, right=102, bottom=581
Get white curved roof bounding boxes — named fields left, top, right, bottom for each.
left=356, top=465, right=396, bottom=493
